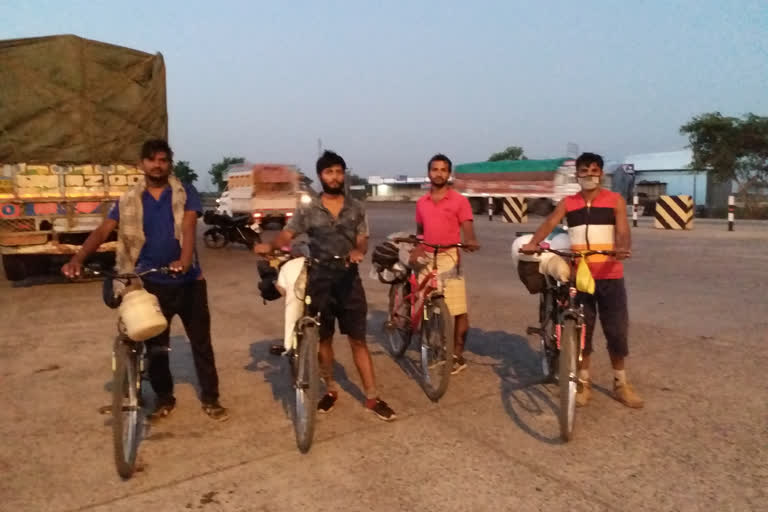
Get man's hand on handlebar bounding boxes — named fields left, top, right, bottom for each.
left=408, top=246, right=426, bottom=265
left=520, top=242, right=540, bottom=255
left=253, top=243, right=272, bottom=255
left=615, top=249, right=632, bottom=260
left=169, top=258, right=191, bottom=273
left=61, top=260, right=83, bottom=279
left=463, top=239, right=480, bottom=252
left=349, top=249, right=365, bottom=264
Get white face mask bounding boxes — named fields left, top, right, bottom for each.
left=578, top=176, right=600, bottom=190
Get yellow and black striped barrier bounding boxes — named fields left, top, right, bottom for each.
left=654, top=195, right=693, bottom=230
left=502, top=197, right=527, bottom=223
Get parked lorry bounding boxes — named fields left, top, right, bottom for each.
left=0, top=35, right=167, bottom=280
left=453, top=158, right=580, bottom=216
left=217, top=163, right=311, bottom=229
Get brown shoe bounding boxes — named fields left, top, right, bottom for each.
left=576, top=379, right=591, bottom=407
left=613, top=381, right=644, bottom=408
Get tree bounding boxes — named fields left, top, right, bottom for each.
left=680, top=112, right=768, bottom=213
left=488, top=145, right=527, bottom=162
left=173, top=160, right=198, bottom=185
left=209, top=156, right=245, bottom=192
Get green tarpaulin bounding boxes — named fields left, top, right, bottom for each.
left=0, top=34, right=167, bottom=164
left=454, top=158, right=571, bottom=174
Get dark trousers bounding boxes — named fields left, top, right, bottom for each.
left=143, top=279, right=220, bottom=404
left=578, top=278, right=629, bottom=358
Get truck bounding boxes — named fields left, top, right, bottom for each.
left=453, top=158, right=580, bottom=216
left=216, top=163, right=311, bottom=229
left=0, top=34, right=167, bottom=281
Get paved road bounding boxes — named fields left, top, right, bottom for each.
left=1, top=203, right=766, bottom=511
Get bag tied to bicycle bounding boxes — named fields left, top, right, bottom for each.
left=575, top=254, right=595, bottom=294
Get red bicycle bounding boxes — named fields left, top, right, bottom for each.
left=382, top=236, right=462, bottom=401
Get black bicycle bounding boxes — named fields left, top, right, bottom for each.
left=82, top=265, right=170, bottom=478
left=261, top=253, right=350, bottom=453
left=523, top=246, right=619, bottom=442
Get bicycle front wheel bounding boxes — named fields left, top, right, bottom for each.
left=539, top=291, right=557, bottom=382
left=420, top=297, right=454, bottom=401
left=384, top=282, right=412, bottom=358
left=112, top=339, right=142, bottom=478
left=558, top=319, right=579, bottom=442
left=293, top=323, right=320, bottom=453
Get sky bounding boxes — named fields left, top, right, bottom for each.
left=3, top=0, right=767, bottom=191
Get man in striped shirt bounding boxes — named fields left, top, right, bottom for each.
left=522, top=152, right=643, bottom=409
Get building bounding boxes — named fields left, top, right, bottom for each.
left=366, top=175, right=431, bottom=201
left=622, top=149, right=730, bottom=207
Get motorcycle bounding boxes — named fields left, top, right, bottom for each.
left=202, top=210, right=261, bottom=249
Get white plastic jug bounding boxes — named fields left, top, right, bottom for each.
left=118, top=289, right=168, bottom=341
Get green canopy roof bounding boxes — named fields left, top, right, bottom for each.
left=454, top=158, right=571, bottom=174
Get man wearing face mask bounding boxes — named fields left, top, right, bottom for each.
left=521, top=152, right=643, bottom=409
left=254, top=151, right=396, bottom=421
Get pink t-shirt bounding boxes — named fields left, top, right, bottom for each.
left=415, top=188, right=474, bottom=245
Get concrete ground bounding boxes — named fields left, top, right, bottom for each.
left=1, top=203, right=766, bottom=511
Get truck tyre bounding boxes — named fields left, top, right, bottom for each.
left=2, top=254, right=27, bottom=281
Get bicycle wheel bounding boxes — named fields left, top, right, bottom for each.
left=420, top=297, right=454, bottom=401
left=292, top=323, right=320, bottom=453
left=112, top=338, right=142, bottom=478
left=384, top=282, right=411, bottom=358
left=539, top=291, right=558, bottom=382
left=203, top=227, right=227, bottom=249
left=558, top=319, right=579, bottom=442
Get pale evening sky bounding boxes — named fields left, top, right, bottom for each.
left=3, top=0, right=767, bottom=190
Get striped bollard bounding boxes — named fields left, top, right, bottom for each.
left=632, top=195, right=638, bottom=227
left=728, top=195, right=735, bottom=231
left=488, top=197, right=493, bottom=221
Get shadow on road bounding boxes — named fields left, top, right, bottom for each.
left=244, top=338, right=367, bottom=418
left=368, top=309, right=426, bottom=386
left=467, top=327, right=562, bottom=445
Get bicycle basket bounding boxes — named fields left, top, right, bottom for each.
left=517, top=261, right=545, bottom=295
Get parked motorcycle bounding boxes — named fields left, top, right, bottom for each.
left=202, top=210, right=261, bottom=249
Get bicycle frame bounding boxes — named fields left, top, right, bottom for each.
left=539, top=249, right=617, bottom=356
left=401, top=266, right=440, bottom=331
left=391, top=239, right=461, bottom=333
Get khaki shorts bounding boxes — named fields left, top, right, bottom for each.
left=417, top=248, right=467, bottom=317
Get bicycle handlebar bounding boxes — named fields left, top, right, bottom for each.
left=82, top=265, right=173, bottom=280
left=392, top=236, right=464, bottom=250
left=519, top=247, right=620, bottom=259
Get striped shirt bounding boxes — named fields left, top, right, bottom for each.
left=564, top=188, right=623, bottom=280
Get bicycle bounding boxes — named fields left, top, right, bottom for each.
left=81, top=264, right=171, bottom=479
left=522, top=245, right=618, bottom=442
left=382, top=236, right=462, bottom=401
left=260, top=252, right=350, bottom=453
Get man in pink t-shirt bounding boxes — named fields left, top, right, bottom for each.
left=413, top=154, right=480, bottom=374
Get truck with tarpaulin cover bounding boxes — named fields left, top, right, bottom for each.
left=453, top=158, right=580, bottom=216
left=0, top=34, right=167, bottom=280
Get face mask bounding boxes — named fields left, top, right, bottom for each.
left=578, top=176, right=600, bottom=190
